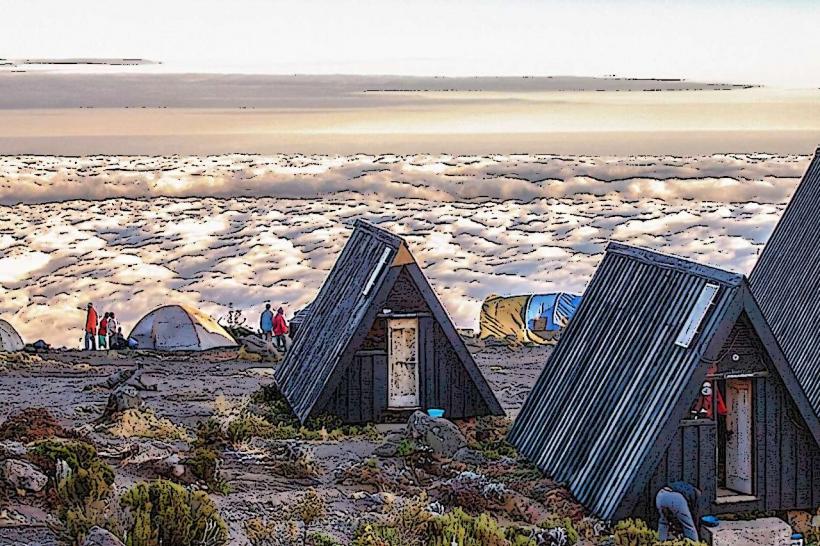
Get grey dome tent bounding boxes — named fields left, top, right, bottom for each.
left=129, top=305, right=237, bottom=351
left=0, top=319, right=24, bottom=352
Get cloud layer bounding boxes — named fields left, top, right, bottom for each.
left=0, top=153, right=808, bottom=347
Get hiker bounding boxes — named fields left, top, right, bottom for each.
left=98, top=312, right=110, bottom=350
left=84, top=303, right=98, bottom=350
left=260, top=303, right=274, bottom=353
left=273, top=307, right=289, bottom=353
left=107, top=312, right=119, bottom=348
left=656, top=481, right=701, bottom=541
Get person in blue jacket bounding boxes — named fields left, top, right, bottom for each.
left=260, top=303, right=274, bottom=353
left=657, top=481, right=701, bottom=541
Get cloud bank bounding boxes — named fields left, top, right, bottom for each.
left=0, top=153, right=807, bottom=348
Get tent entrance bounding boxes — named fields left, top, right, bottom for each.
left=388, top=318, right=419, bottom=409
left=717, top=378, right=754, bottom=497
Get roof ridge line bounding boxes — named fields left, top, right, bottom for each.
left=606, top=241, right=743, bottom=286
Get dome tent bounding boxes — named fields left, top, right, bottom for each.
left=0, top=319, right=24, bottom=352
left=129, top=305, right=237, bottom=351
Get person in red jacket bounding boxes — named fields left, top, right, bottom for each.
left=273, top=307, right=289, bottom=353
left=84, top=303, right=98, bottom=351
left=98, top=312, right=110, bottom=350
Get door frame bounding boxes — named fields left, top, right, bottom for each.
left=722, top=377, right=755, bottom=496
left=387, top=317, right=420, bottom=409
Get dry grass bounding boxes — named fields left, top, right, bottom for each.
left=107, top=409, right=190, bottom=442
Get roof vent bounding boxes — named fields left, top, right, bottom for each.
left=675, top=283, right=719, bottom=348
left=362, top=247, right=392, bottom=296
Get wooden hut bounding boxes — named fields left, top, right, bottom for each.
left=276, top=219, right=504, bottom=424
left=508, top=242, right=820, bottom=522
left=750, top=147, right=820, bottom=417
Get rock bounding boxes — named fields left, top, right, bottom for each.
left=1, top=459, right=48, bottom=492
left=702, top=517, right=791, bottom=546
left=373, top=441, right=399, bottom=458
left=102, top=385, right=143, bottom=420
left=452, top=447, right=487, bottom=466
left=0, top=440, right=27, bottom=460
left=406, top=411, right=467, bottom=458
left=83, top=526, right=125, bottom=546
left=101, top=369, right=137, bottom=390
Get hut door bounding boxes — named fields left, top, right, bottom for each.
left=388, top=318, right=419, bottom=408
left=725, top=378, right=753, bottom=495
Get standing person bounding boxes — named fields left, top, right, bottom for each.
left=107, top=312, right=118, bottom=349
left=98, top=312, right=109, bottom=350
left=273, top=307, right=289, bottom=353
left=656, top=481, right=701, bottom=541
left=260, top=303, right=274, bottom=354
left=84, top=303, right=98, bottom=351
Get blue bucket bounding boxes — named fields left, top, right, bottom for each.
left=701, top=515, right=719, bottom=527
left=427, top=408, right=445, bottom=418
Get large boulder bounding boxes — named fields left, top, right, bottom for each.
left=83, top=526, right=125, bottom=546
left=102, top=385, right=143, bottom=420
left=1, top=459, right=48, bottom=492
left=406, top=411, right=468, bottom=458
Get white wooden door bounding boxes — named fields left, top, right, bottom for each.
left=725, top=379, right=753, bottom=495
left=388, top=318, right=419, bottom=408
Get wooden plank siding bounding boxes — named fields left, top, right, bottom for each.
left=633, top=313, right=820, bottom=522
left=315, top=266, right=491, bottom=423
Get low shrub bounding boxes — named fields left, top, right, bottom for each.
left=0, top=407, right=73, bottom=443
left=119, top=479, right=228, bottom=546
left=108, top=409, right=190, bottom=442
left=428, top=508, right=534, bottom=546
left=186, top=446, right=230, bottom=495
left=29, top=440, right=117, bottom=545
left=293, top=489, right=327, bottom=546
left=538, top=516, right=579, bottom=545
left=613, top=519, right=657, bottom=546
left=245, top=518, right=300, bottom=546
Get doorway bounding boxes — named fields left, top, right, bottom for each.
left=387, top=318, right=419, bottom=409
left=717, top=378, right=754, bottom=497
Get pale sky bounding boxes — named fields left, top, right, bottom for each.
left=2, top=0, right=819, bottom=87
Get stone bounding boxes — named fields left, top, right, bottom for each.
left=452, top=447, right=487, bottom=466
left=82, top=526, right=125, bottom=546
left=1, top=459, right=48, bottom=492
left=0, top=440, right=27, bottom=460
left=103, top=385, right=143, bottom=419
left=405, top=411, right=468, bottom=458
left=702, top=517, right=791, bottom=546
left=373, top=441, right=399, bottom=458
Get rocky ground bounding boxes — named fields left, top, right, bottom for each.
left=0, top=342, right=557, bottom=545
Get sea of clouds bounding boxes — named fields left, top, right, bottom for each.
left=0, top=153, right=809, bottom=348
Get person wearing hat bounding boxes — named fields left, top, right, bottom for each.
left=84, top=303, right=98, bottom=351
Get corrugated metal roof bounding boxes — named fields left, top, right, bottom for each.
left=276, top=219, right=403, bottom=422
left=508, top=242, right=743, bottom=520
left=750, top=149, right=820, bottom=416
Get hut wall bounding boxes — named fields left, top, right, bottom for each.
left=632, top=314, right=820, bottom=521
left=316, top=265, right=490, bottom=423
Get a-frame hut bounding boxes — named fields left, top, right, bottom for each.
left=276, top=219, right=504, bottom=424
left=508, top=242, right=820, bottom=522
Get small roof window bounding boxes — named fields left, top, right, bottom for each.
left=675, top=283, right=719, bottom=348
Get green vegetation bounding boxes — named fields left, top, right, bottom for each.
left=119, top=480, right=228, bottom=546
left=613, top=519, right=707, bottom=546
left=293, top=489, right=328, bottom=546
left=538, top=515, right=579, bottom=545
left=186, top=446, right=230, bottom=495
left=30, top=440, right=116, bottom=545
